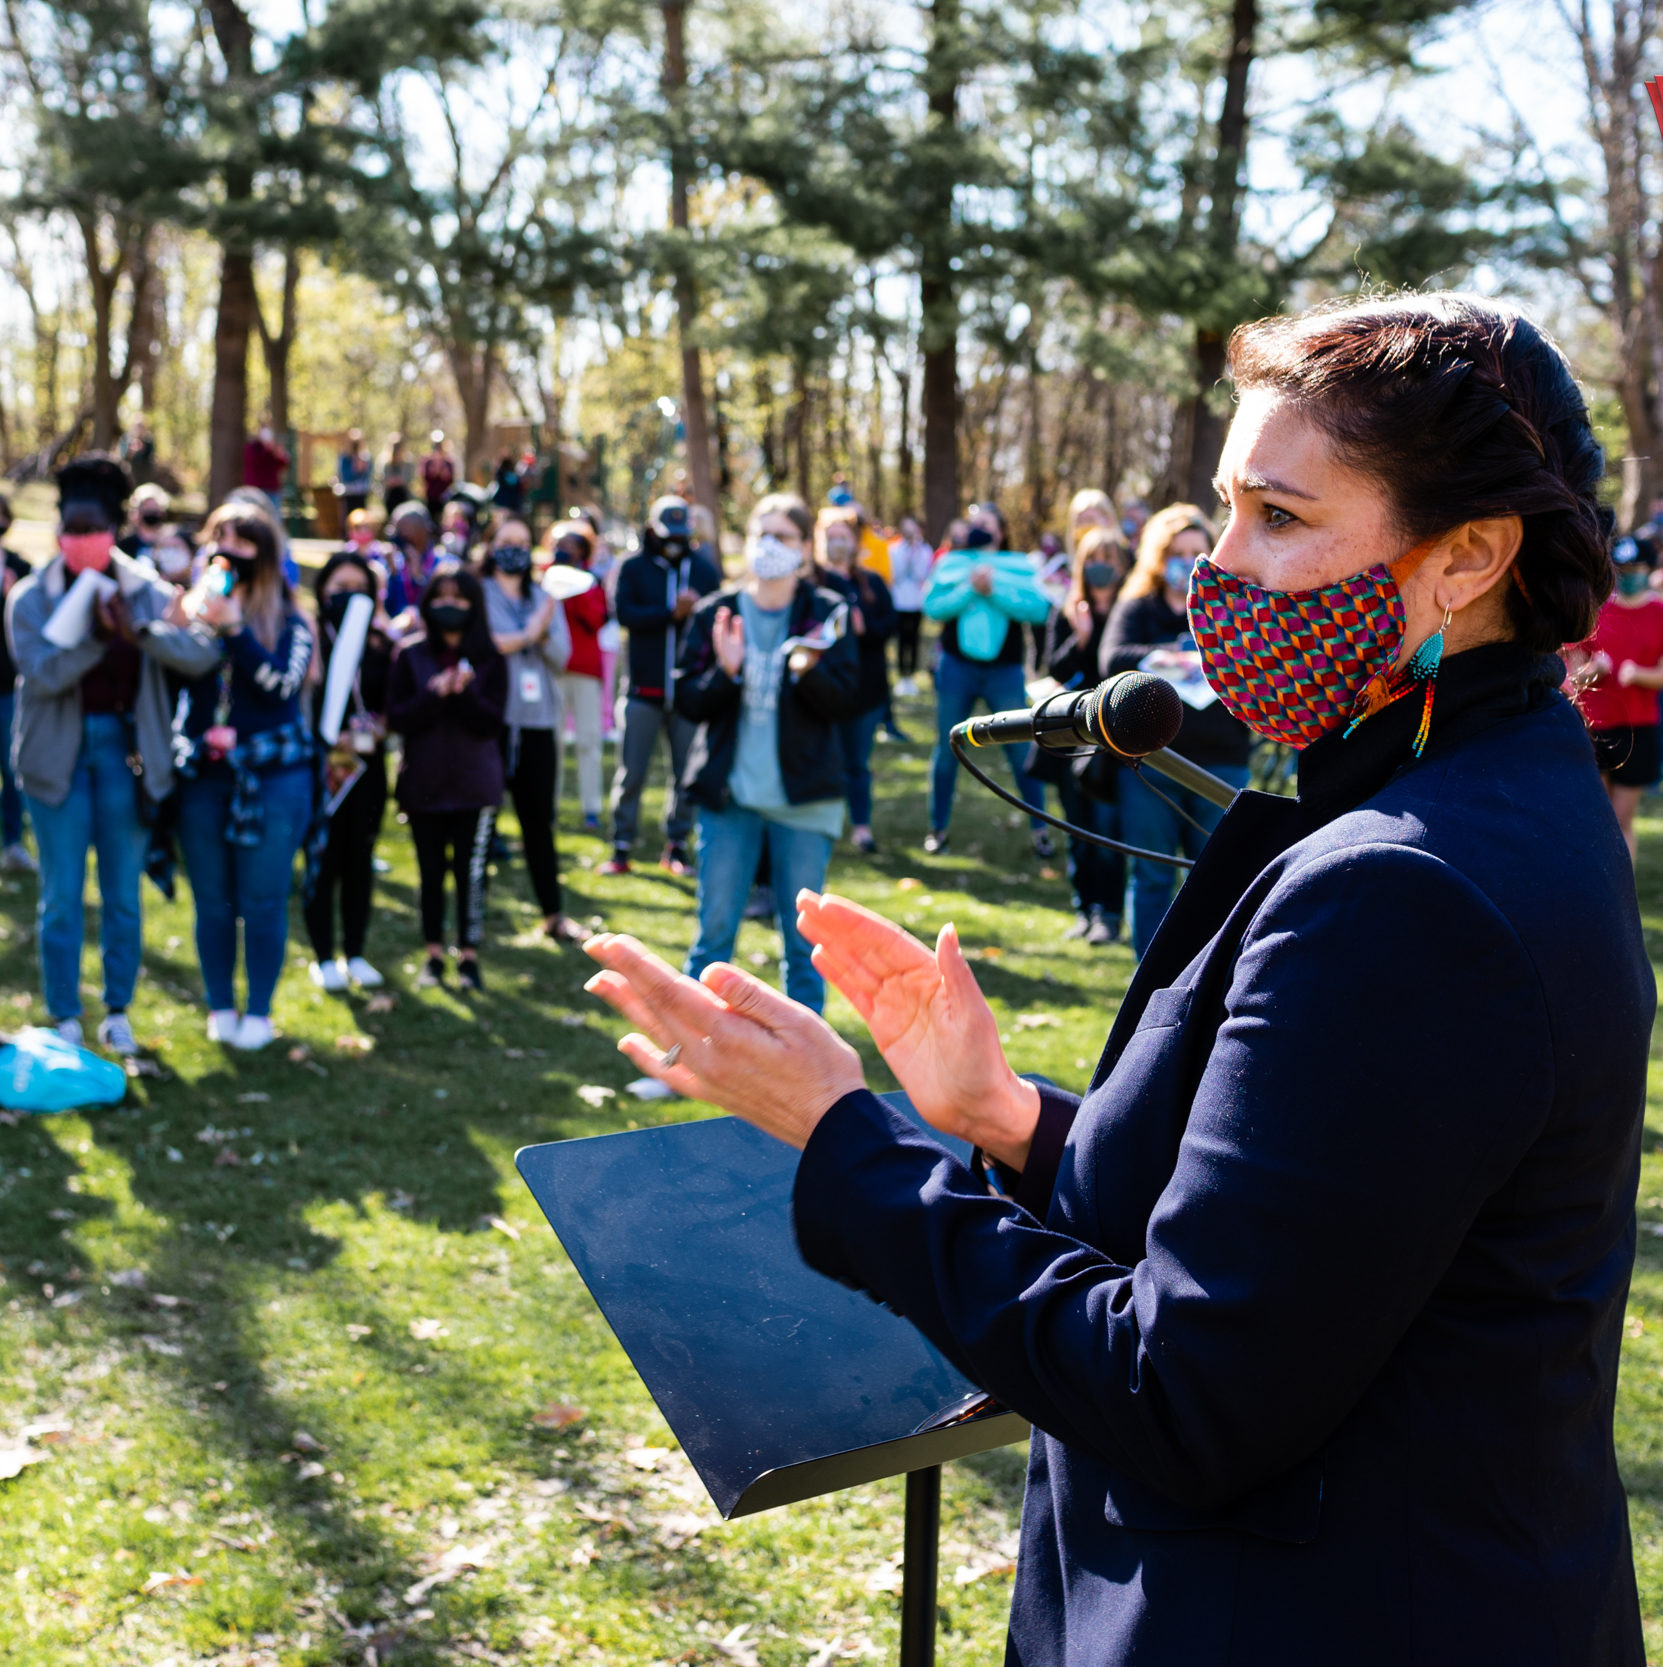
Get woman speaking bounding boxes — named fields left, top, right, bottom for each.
left=583, top=294, right=1653, bottom=1664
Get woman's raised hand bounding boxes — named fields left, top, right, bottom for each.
left=796, top=891, right=1041, bottom=1171
left=713, top=606, right=746, bottom=678
left=583, top=934, right=866, bottom=1149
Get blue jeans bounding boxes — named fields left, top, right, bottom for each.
left=1056, top=772, right=1125, bottom=919
left=26, top=713, right=147, bottom=1021
left=1119, top=760, right=1251, bottom=960
left=686, top=804, right=835, bottom=1012
left=838, top=706, right=885, bottom=826
left=177, top=764, right=312, bottom=1016
left=0, top=689, right=23, bottom=845
left=930, top=651, right=1044, bottom=833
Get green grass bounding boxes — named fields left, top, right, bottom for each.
left=0, top=695, right=1115, bottom=1666
left=3, top=702, right=1663, bottom=1664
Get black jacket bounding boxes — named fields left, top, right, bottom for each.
left=614, top=547, right=723, bottom=705
left=796, top=644, right=1651, bottom=1665
left=820, top=566, right=897, bottom=714
left=674, top=581, right=862, bottom=811
left=387, top=636, right=507, bottom=813
left=1101, top=590, right=1252, bottom=767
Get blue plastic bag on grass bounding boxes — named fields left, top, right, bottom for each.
left=0, top=1028, right=126, bottom=1114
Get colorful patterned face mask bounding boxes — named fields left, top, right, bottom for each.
left=1186, top=541, right=1436, bottom=751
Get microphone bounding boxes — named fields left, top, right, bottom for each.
left=954, top=671, right=1183, bottom=759
left=951, top=671, right=1240, bottom=810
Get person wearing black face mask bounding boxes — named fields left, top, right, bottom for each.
left=304, top=552, right=394, bottom=991
left=482, top=518, right=585, bottom=945
left=387, top=561, right=508, bottom=990
left=1034, top=525, right=1130, bottom=945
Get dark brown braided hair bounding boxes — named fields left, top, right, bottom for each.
left=1227, top=293, right=1611, bottom=652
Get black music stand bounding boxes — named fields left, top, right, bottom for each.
left=515, top=1094, right=1029, bottom=1666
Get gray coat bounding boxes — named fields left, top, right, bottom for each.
left=5, top=552, right=222, bottom=808
left=483, top=576, right=570, bottom=731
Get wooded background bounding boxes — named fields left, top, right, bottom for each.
left=0, top=0, right=1657, bottom=542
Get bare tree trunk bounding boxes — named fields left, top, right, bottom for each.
left=789, top=358, right=811, bottom=502
left=1179, top=0, right=1258, bottom=505
left=209, top=245, right=256, bottom=503
left=663, top=0, right=717, bottom=521
left=891, top=347, right=915, bottom=514
left=78, top=214, right=123, bottom=450
left=919, top=0, right=961, bottom=542
left=205, top=0, right=257, bottom=505
left=449, top=341, right=496, bottom=477
left=255, top=245, right=301, bottom=435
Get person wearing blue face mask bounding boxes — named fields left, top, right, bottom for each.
left=1101, top=504, right=1253, bottom=957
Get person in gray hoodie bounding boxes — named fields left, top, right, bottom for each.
left=5, top=454, right=220, bottom=1055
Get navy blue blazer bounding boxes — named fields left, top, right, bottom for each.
left=793, top=644, right=1654, bottom=1665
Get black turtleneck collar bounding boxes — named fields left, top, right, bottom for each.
left=1295, top=640, right=1563, bottom=815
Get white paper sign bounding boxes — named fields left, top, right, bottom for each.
left=318, top=593, right=374, bottom=745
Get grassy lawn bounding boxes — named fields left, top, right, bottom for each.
left=2, top=698, right=1662, bottom=1664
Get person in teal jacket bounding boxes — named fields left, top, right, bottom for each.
left=922, top=502, right=1054, bottom=856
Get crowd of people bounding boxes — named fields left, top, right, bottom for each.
left=2, top=440, right=1659, bottom=1063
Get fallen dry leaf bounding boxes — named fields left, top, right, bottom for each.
left=108, top=1269, right=147, bottom=1289
left=333, top=1034, right=373, bottom=1052
left=213, top=1148, right=240, bottom=1167
left=365, top=993, right=397, bottom=1014
left=1014, top=1012, right=1059, bottom=1030
left=622, top=1446, right=669, bottom=1471
left=286, top=1045, right=310, bottom=1063
left=403, top=1542, right=489, bottom=1606
left=293, top=1461, right=327, bottom=1482
left=713, top=1621, right=761, bottom=1666
left=140, top=1570, right=202, bottom=1595
left=408, top=1318, right=447, bottom=1341
left=531, top=1403, right=585, bottom=1430
left=488, top=1215, right=520, bottom=1241
left=575, top=1084, right=615, bottom=1107
left=896, top=876, right=922, bottom=890
left=0, top=1444, right=44, bottom=1480
left=345, top=1323, right=372, bottom=1341
left=291, top=1430, right=326, bottom=1454
left=1038, top=866, right=1062, bottom=882
left=21, top=1421, right=73, bottom=1444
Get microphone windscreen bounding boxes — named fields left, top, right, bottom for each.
left=1100, top=672, right=1183, bottom=757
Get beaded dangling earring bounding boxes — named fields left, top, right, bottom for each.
left=1343, top=606, right=1452, bottom=757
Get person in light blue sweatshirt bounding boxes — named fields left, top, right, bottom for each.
left=921, top=501, right=1054, bottom=858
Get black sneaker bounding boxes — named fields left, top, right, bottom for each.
left=1085, top=908, right=1118, bottom=946
left=457, top=957, right=483, bottom=992
left=416, top=953, right=446, bottom=989
left=1032, top=828, right=1056, bottom=861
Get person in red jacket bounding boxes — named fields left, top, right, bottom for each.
left=542, top=519, right=609, bottom=830
left=1566, top=534, right=1663, bottom=861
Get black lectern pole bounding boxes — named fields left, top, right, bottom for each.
left=900, top=1466, right=942, bottom=1667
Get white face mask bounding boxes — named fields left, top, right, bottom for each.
left=747, top=533, right=801, bottom=581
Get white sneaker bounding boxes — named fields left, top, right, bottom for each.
left=53, top=1017, right=83, bottom=1047
left=97, top=1013, right=138, bottom=1056
left=233, top=1015, right=274, bottom=1051
left=345, top=956, right=384, bottom=988
left=1, top=842, right=37, bottom=874
left=308, top=958, right=349, bottom=992
left=207, top=1009, right=240, bottom=1044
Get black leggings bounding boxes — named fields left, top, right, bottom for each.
left=410, top=807, right=495, bottom=949
left=504, top=726, right=563, bottom=917
left=303, top=758, right=387, bottom=960
left=895, top=612, right=923, bottom=678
